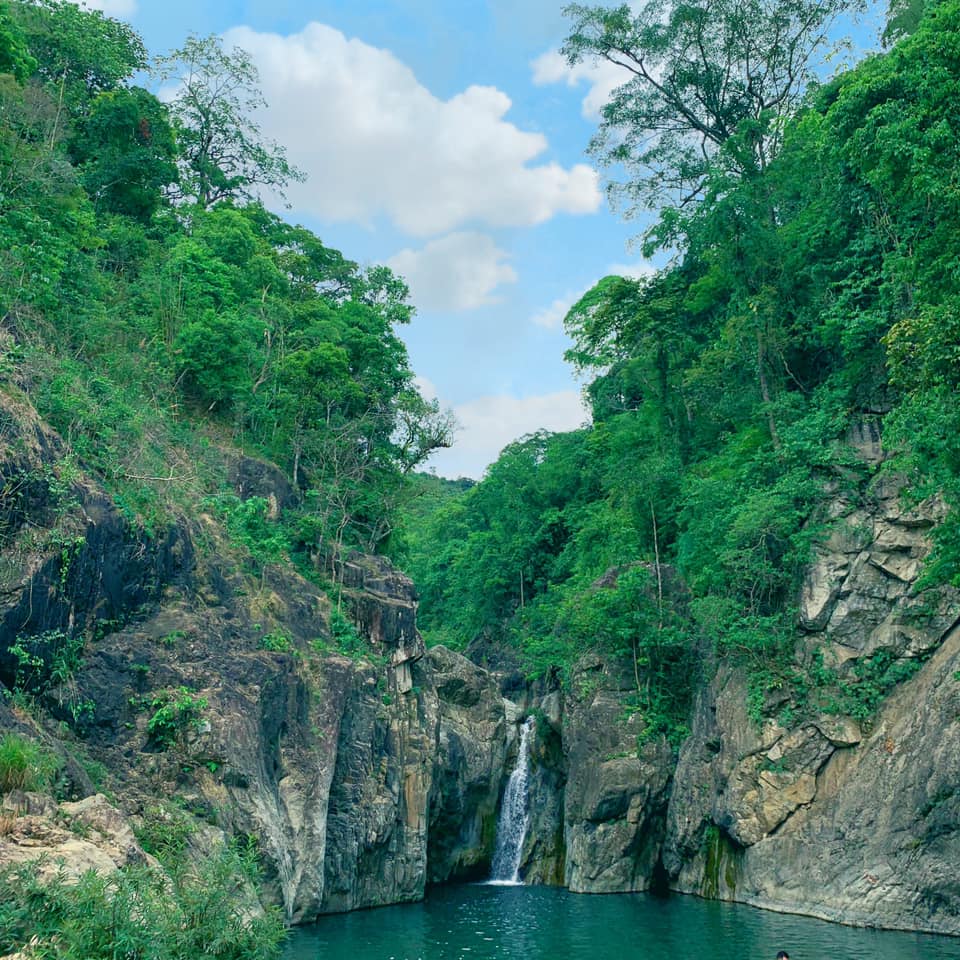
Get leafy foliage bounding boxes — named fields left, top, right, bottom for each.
left=0, top=733, right=60, bottom=793
left=562, top=0, right=864, bottom=246
left=146, top=687, right=208, bottom=750
left=400, top=0, right=960, bottom=742
left=153, top=34, right=304, bottom=208
left=0, top=845, right=286, bottom=960
left=0, top=0, right=452, bottom=577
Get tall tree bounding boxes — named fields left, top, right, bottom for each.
left=562, top=0, right=863, bottom=245
left=153, top=34, right=304, bottom=209
left=11, top=0, right=145, bottom=107
left=68, top=87, right=178, bottom=220
left=883, top=0, right=931, bottom=42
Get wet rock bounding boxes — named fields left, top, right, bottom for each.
left=563, top=656, right=672, bottom=893
left=427, top=645, right=506, bottom=883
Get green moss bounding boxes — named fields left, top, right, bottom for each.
left=480, top=808, right=498, bottom=858
left=701, top=825, right=739, bottom=899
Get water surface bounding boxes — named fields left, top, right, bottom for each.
left=285, top=884, right=960, bottom=960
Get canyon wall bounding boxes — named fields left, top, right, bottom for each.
left=1, top=389, right=958, bottom=935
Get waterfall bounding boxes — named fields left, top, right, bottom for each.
left=489, top=716, right=535, bottom=885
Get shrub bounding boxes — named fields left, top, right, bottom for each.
left=134, top=803, right=195, bottom=862
left=0, top=734, right=60, bottom=794
left=328, top=608, right=366, bottom=658
left=259, top=632, right=291, bottom=652
left=146, top=687, right=208, bottom=750
left=0, top=845, right=286, bottom=960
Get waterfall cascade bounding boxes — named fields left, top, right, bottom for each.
left=489, top=716, right=535, bottom=884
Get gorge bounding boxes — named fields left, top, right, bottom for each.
left=3, top=0, right=960, bottom=955
left=1, top=377, right=958, bottom=941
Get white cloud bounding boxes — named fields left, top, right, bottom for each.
left=607, top=259, right=658, bottom=280
left=414, top=375, right=439, bottom=403
left=388, top=233, right=517, bottom=312
left=531, top=49, right=628, bottom=120
left=222, top=24, right=602, bottom=236
left=426, top=390, right=589, bottom=479
left=69, top=0, right=137, bottom=16
left=531, top=293, right=578, bottom=331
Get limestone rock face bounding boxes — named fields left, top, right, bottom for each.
left=426, top=644, right=507, bottom=882
left=562, top=655, right=672, bottom=893
left=664, top=482, right=960, bottom=935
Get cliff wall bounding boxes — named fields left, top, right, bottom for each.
left=1, top=388, right=958, bottom=936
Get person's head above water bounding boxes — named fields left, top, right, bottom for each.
left=776, top=952, right=790, bottom=959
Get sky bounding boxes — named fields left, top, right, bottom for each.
left=75, top=0, right=883, bottom=478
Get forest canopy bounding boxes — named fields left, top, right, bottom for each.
left=0, top=0, right=453, bottom=568
left=397, top=0, right=960, bottom=740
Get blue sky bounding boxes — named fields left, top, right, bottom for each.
left=80, top=0, right=884, bottom=477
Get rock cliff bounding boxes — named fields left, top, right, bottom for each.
left=2, top=386, right=958, bottom=937
left=662, top=480, right=960, bottom=934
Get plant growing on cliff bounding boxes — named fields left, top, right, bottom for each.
left=0, top=733, right=60, bottom=793
left=0, top=844, right=286, bottom=960
left=146, top=687, right=208, bottom=750
left=134, top=802, right=196, bottom=862
left=202, top=494, right=289, bottom=585
left=817, top=649, right=927, bottom=727
left=259, top=631, right=291, bottom=652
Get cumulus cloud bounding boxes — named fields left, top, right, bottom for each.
left=531, top=49, right=628, bottom=120
left=388, top=233, right=517, bottom=312
left=427, top=390, right=589, bottom=479
left=414, top=375, right=439, bottom=403
left=69, top=0, right=137, bottom=15
left=607, top=259, right=658, bottom=280
left=531, top=293, right=578, bottom=331
left=221, top=24, right=601, bottom=236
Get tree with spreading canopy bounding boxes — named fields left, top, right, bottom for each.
left=153, top=34, right=304, bottom=208
left=561, top=0, right=864, bottom=247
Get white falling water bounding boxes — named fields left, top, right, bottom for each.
left=489, top=716, right=536, bottom=885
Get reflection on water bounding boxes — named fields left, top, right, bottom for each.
left=284, top=884, right=960, bottom=960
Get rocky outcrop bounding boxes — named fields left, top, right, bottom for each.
left=4, top=380, right=960, bottom=937
left=0, top=792, right=155, bottom=882
left=0, top=387, right=445, bottom=922
left=318, top=658, right=438, bottom=914
left=338, top=553, right=424, bottom=693
left=663, top=481, right=960, bottom=934
left=562, top=654, right=672, bottom=893
left=521, top=694, right=566, bottom=885
left=426, top=644, right=507, bottom=882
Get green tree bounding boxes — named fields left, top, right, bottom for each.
left=561, top=0, right=862, bottom=245
left=154, top=34, right=304, bottom=208
left=11, top=0, right=145, bottom=116
left=68, top=86, right=178, bottom=220
left=0, top=1, right=34, bottom=82
left=883, top=0, right=931, bottom=42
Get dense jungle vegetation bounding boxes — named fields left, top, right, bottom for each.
left=1, top=0, right=958, bottom=767
left=398, top=0, right=960, bottom=741
left=1, top=0, right=959, bottom=950
left=0, top=0, right=453, bottom=579
left=1, top=2, right=457, bottom=953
